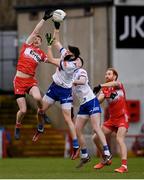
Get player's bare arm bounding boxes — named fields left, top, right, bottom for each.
left=101, top=81, right=120, bottom=88
left=93, top=81, right=120, bottom=94
left=53, top=22, right=63, bottom=51
left=97, top=92, right=105, bottom=104
left=26, top=11, right=52, bottom=44
left=46, top=46, right=60, bottom=67
left=45, top=32, right=60, bottom=66
left=26, top=20, right=45, bottom=44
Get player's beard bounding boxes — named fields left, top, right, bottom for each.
left=105, top=78, right=110, bottom=82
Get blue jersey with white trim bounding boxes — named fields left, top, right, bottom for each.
left=52, top=48, right=78, bottom=88
left=72, top=68, right=95, bottom=105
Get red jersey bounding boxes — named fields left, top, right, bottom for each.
left=17, top=43, right=48, bottom=76
left=101, top=82, right=129, bottom=119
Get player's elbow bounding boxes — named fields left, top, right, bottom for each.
left=32, top=30, right=39, bottom=37
left=54, top=41, right=62, bottom=49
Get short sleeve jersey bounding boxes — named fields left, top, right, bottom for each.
left=52, top=47, right=78, bottom=88
left=72, top=68, right=95, bottom=104
left=16, top=43, right=48, bottom=76
left=101, top=82, right=129, bottom=118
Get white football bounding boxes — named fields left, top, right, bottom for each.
left=52, top=9, right=66, bottom=22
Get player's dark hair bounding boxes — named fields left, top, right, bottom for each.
left=68, top=45, right=80, bottom=58
left=64, top=54, right=76, bottom=62
left=79, top=56, right=84, bottom=67
left=107, top=68, right=118, bottom=80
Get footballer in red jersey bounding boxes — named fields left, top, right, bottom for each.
left=13, top=11, right=52, bottom=140
left=93, top=68, right=129, bottom=173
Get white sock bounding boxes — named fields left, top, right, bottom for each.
left=81, top=153, right=88, bottom=159
left=104, top=150, right=110, bottom=156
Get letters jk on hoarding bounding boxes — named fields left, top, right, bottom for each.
left=116, top=6, right=144, bottom=49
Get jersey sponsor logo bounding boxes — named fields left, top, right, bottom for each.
left=24, top=48, right=41, bottom=62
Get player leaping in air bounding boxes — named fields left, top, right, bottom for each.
left=93, top=68, right=129, bottom=173
left=32, top=21, right=81, bottom=160
left=13, top=10, right=52, bottom=140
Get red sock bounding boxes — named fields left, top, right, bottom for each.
left=122, top=159, right=127, bottom=166
left=15, top=122, right=21, bottom=128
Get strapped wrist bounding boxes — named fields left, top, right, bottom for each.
left=55, top=29, right=60, bottom=32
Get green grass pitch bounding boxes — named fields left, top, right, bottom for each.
left=0, top=157, right=144, bottom=179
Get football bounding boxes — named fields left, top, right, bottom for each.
left=52, top=9, right=66, bottom=22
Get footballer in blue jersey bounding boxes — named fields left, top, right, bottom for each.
left=33, top=22, right=82, bottom=160
left=72, top=67, right=112, bottom=168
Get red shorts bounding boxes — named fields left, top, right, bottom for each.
left=13, top=76, right=38, bottom=95
left=103, top=114, right=129, bottom=132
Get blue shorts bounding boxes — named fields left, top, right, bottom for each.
left=78, top=97, right=101, bottom=116
left=45, top=82, right=73, bottom=105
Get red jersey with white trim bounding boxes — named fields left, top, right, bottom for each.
left=17, top=43, right=48, bottom=76
left=101, top=82, right=129, bottom=119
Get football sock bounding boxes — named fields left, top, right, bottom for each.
left=37, top=124, right=44, bottom=132
left=81, top=148, right=88, bottom=158
left=103, top=145, right=110, bottom=156
left=122, top=159, right=127, bottom=168
left=72, top=139, right=79, bottom=149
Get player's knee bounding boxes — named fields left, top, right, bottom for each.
left=20, top=108, right=27, bottom=115
left=92, top=133, right=97, bottom=142
left=76, top=128, right=81, bottom=138
left=93, top=125, right=100, bottom=133
left=34, top=95, right=42, bottom=103
left=62, top=109, right=71, bottom=121
left=75, top=124, right=80, bottom=135
left=116, top=136, right=124, bottom=144
left=37, top=108, right=44, bottom=115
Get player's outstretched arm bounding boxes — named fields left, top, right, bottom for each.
left=45, top=33, right=60, bottom=67
left=93, top=85, right=105, bottom=103
left=101, top=81, right=120, bottom=88
left=47, top=46, right=60, bottom=67
left=53, top=21, right=63, bottom=51
left=26, top=10, right=52, bottom=44
left=93, top=81, right=120, bottom=94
